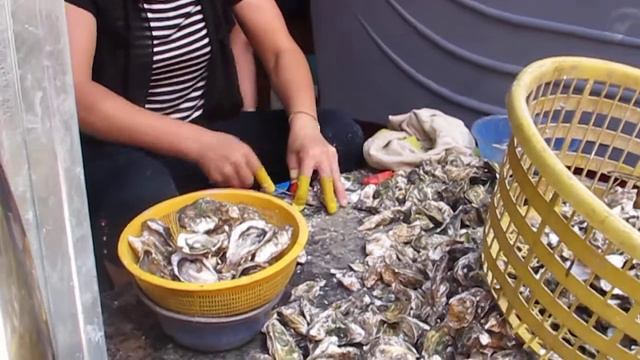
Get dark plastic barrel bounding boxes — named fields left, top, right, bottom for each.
left=310, top=0, right=640, bottom=125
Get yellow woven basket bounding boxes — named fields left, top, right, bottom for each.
left=117, top=189, right=308, bottom=317
left=483, top=57, right=640, bottom=359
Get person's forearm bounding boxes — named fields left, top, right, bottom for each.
left=75, top=80, right=205, bottom=161
left=264, top=46, right=317, bottom=119
left=231, top=25, right=258, bottom=111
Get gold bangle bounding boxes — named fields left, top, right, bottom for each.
left=288, top=110, right=319, bottom=125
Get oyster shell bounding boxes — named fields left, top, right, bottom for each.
left=307, top=336, right=361, bottom=360
left=307, top=308, right=366, bottom=345
left=349, top=262, right=366, bottom=273
left=291, top=279, right=326, bottom=301
left=388, top=223, right=422, bottom=244
left=414, top=201, right=453, bottom=226
left=482, top=311, right=508, bottom=334
left=277, top=302, right=308, bottom=336
left=300, top=297, right=322, bottom=324
left=380, top=264, right=424, bottom=289
left=365, top=233, right=395, bottom=258
left=297, top=250, right=308, bottom=264
left=446, top=290, right=477, bottom=329
left=421, top=327, right=455, bottom=360
left=397, top=315, right=430, bottom=345
left=453, top=252, right=483, bottom=287
left=464, top=185, right=489, bottom=207
left=331, top=269, right=363, bottom=292
left=457, top=322, right=492, bottom=355
left=307, top=309, right=338, bottom=342
left=171, top=252, right=218, bottom=284
left=359, top=207, right=405, bottom=231
left=263, top=319, right=303, bottom=360
left=247, top=353, right=273, bottom=360
left=490, top=349, right=534, bottom=360
left=365, top=336, right=418, bottom=360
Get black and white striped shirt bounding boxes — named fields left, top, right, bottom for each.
left=143, top=0, right=211, bottom=121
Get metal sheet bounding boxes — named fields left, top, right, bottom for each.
left=0, top=0, right=107, bottom=358
left=0, top=162, right=55, bottom=360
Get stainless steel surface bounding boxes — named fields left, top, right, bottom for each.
left=0, top=163, right=55, bottom=360
left=0, top=0, right=107, bottom=358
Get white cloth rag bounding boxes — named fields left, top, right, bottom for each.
left=363, top=108, right=476, bottom=170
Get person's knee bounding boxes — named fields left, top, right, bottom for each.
left=85, top=149, right=178, bottom=265
left=318, top=109, right=364, bottom=172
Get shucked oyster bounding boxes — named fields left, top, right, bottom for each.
left=225, top=220, right=274, bottom=269
left=254, top=226, right=293, bottom=264
left=235, top=261, right=269, bottom=278
left=176, top=232, right=225, bottom=255
left=135, top=219, right=175, bottom=258
left=171, top=252, right=218, bottom=284
left=178, top=198, right=221, bottom=233
left=143, top=218, right=174, bottom=250
left=178, top=198, right=263, bottom=234
left=128, top=219, right=175, bottom=279
left=136, top=248, right=175, bottom=280
left=132, top=197, right=294, bottom=285
left=263, top=318, right=303, bottom=360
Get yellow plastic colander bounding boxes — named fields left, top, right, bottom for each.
left=483, top=57, right=640, bottom=359
left=118, top=189, right=308, bottom=317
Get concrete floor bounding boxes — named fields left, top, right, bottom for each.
left=102, top=207, right=368, bottom=359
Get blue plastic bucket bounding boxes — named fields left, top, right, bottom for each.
left=471, top=115, right=512, bottom=164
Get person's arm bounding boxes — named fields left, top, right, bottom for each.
left=233, top=0, right=315, bottom=120
left=66, top=3, right=263, bottom=188
left=233, top=0, right=347, bottom=210
left=230, top=24, right=258, bottom=111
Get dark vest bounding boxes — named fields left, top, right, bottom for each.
left=90, top=0, right=243, bottom=120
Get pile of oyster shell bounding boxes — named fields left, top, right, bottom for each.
left=257, top=153, right=536, bottom=359
left=516, top=186, right=640, bottom=357
left=256, top=152, right=640, bottom=359
left=127, top=198, right=292, bottom=284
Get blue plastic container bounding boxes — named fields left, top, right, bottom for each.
left=471, top=115, right=512, bottom=164
left=138, top=288, right=282, bottom=353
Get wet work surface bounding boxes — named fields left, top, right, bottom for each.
left=102, top=208, right=366, bottom=360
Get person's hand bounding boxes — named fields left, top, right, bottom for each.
left=192, top=131, right=265, bottom=189
left=287, top=115, right=347, bottom=213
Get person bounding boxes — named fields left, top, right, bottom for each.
left=64, top=0, right=364, bottom=289
left=230, top=24, right=258, bottom=111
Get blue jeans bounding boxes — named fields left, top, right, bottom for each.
left=81, top=109, right=364, bottom=290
